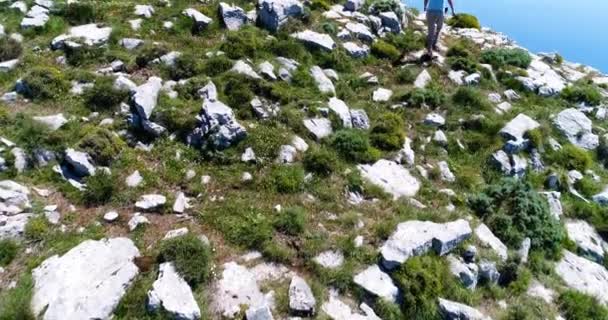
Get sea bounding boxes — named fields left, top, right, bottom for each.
left=407, top=0, right=608, bottom=74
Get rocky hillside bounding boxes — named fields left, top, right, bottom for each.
left=2, top=0, right=608, bottom=319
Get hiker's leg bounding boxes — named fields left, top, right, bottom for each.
left=433, top=14, right=445, bottom=49
left=426, top=12, right=437, bottom=53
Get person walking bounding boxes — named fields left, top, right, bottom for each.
left=424, top=0, right=455, bottom=58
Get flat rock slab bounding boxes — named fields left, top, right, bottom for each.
left=358, top=160, right=420, bottom=200
left=147, top=262, right=201, bottom=320
left=565, top=219, right=608, bottom=263
left=499, top=113, right=540, bottom=141
left=353, top=265, right=398, bottom=302
left=438, top=298, right=491, bottom=320
left=31, top=238, right=140, bottom=320
left=380, top=219, right=472, bottom=270
left=211, top=262, right=270, bottom=318
left=474, top=223, right=508, bottom=261
left=556, top=250, right=608, bottom=305
left=554, top=108, right=599, bottom=150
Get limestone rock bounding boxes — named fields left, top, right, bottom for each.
left=565, top=219, right=608, bottom=263
left=310, top=65, right=335, bottom=94
left=183, top=8, right=213, bottom=31
left=353, top=265, right=398, bottom=302
left=147, top=262, right=201, bottom=320
left=556, top=250, right=608, bottom=305
left=219, top=2, right=247, bottom=30
left=474, top=223, right=508, bottom=261
left=447, top=255, right=478, bottom=289
left=499, top=113, right=540, bottom=141
left=328, top=97, right=352, bottom=128
left=372, top=88, right=393, bottom=102
left=314, top=250, right=344, bottom=269
left=554, top=108, right=599, bottom=150
left=289, top=275, right=316, bottom=316
left=438, top=298, right=490, bottom=320
left=380, top=219, right=472, bottom=270
left=212, top=262, right=269, bottom=318
left=131, top=76, right=163, bottom=120
left=231, top=60, right=262, bottom=79
left=358, top=160, right=420, bottom=200
left=0, top=213, right=33, bottom=240
left=135, top=194, right=166, bottom=210
left=414, top=69, right=432, bottom=88
left=292, top=30, right=335, bottom=51
left=258, top=0, right=304, bottom=32
left=65, top=148, right=96, bottom=177
left=303, top=118, right=333, bottom=140
left=51, top=24, right=112, bottom=49
left=31, top=238, right=140, bottom=320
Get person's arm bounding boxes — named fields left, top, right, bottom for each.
left=424, top=0, right=429, bottom=11
left=448, top=0, right=455, bottom=15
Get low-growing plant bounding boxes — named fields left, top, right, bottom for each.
left=447, top=13, right=481, bottom=29
left=396, top=68, right=417, bottom=84
left=558, top=290, right=608, bottom=320
left=220, top=206, right=274, bottom=249
left=549, top=144, right=593, bottom=171
left=331, top=129, right=379, bottom=163
left=64, top=44, right=105, bottom=66
left=0, top=37, right=23, bottom=61
left=82, top=77, right=129, bottom=111
left=385, top=30, right=425, bottom=53
left=245, top=124, right=289, bottom=159
left=370, top=113, right=406, bottom=151
left=274, top=206, right=307, bottom=235
left=468, top=178, right=565, bottom=257
left=480, top=48, right=532, bottom=69
left=269, top=165, right=306, bottom=193
left=220, top=27, right=265, bottom=59
left=574, top=177, right=603, bottom=198
left=135, top=44, right=168, bottom=68
left=78, top=128, right=123, bottom=166
left=303, top=147, right=339, bottom=176
left=371, top=40, right=400, bottom=61
left=452, top=86, right=492, bottom=111
left=62, top=2, right=97, bottom=25
left=202, top=55, right=233, bottom=76
left=158, top=234, right=212, bottom=287
left=169, top=53, right=204, bottom=80
left=401, top=86, right=446, bottom=108
left=0, top=239, right=19, bottom=266
left=20, top=67, right=70, bottom=100
left=0, top=275, right=35, bottom=320
left=82, top=171, right=117, bottom=205
left=560, top=83, right=602, bottom=106
left=24, top=216, right=50, bottom=242
left=368, top=0, right=404, bottom=17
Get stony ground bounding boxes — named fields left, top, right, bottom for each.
left=1, top=0, right=608, bottom=319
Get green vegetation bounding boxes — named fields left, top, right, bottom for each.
left=82, top=77, right=130, bottom=111
left=549, top=144, right=593, bottom=171
left=158, top=234, right=212, bottom=287
left=0, top=275, right=35, bottom=320
left=331, top=130, right=379, bottom=163
left=0, top=239, right=19, bottom=266
left=78, top=128, right=123, bottom=166
left=558, top=290, right=608, bottom=320
left=560, top=83, right=602, bottom=106
left=274, top=206, right=307, bottom=235
left=371, top=40, right=401, bottom=61
left=303, top=147, right=339, bottom=176
left=82, top=171, right=117, bottom=205
left=447, top=13, right=481, bottom=29
left=0, top=37, right=23, bottom=61
left=62, top=2, right=97, bottom=25
left=269, top=165, right=306, bottom=193
left=20, top=67, right=70, bottom=100
left=469, top=178, right=565, bottom=257
left=370, top=113, right=406, bottom=151
left=481, top=48, right=532, bottom=69
left=452, top=86, right=492, bottom=111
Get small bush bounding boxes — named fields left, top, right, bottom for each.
left=169, top=53, right=204, bottom=80
left=0, top=240, right=19, bottom=266
left=274, top=206, right=307, bottom=235
left=503, top=298, right=555, bottom=320
left=368, top=0, right=404, bottom=17
left=82, top=171, right=116, bottom=205
left=20, top=67, right=69, bottom=100
left=401, top=86, right=446, bottom=108
left=220, top=73, right=256, bottom=112
left=64, top=45, right=105, bottom=66
left=24, top=216, right=50, bottom=241
left=220, top=27, right=264, bottom=59
left=62, top=2, right=96, bottom=25
left=221, top=207, right=274, bottom=249
left=158, top=234, right=212, bottom=287
left=0, top=275, right=35, bottom=320
left=448, top=56, right=479, bottom=73
left=396, top=68, right=417, bottom=84
left=135, top=44, right=168, bottom=68
left=82, top=77, right=129, bottom=111
left=371, top=40, right=400, bottom=61
left=574, top=177, right=603, bottom=198
left=468, top=178, right=565, bottom=257
left=560, top=83, right=602, bottom=106
left=303, top=147, right=338, bottom=176
left=202, top=55, right=233, bottom=77
left=78, top=128, right=123, bottom=166
left=452, top=86, right=492, bottom=111
left=374, top=299, right=404, bottom=320
left=385, top=30, right=425, bottom=53
left=331, top=129, right=379, bottom=163
left=559, top=290, right=608, bottom=320
left=310, top=0, right=331, bottom=10
left=270, top=165, right=305, bottom=193
left=550, top=144, right=593, bottom=171
left=268, top=37, right=310, bottom=62
left=447, top=13, right=481, bottom=29
left=480, top=48, right=532, bottom=69
left=245, top=124, right=289, bottom=159
left=370, top=113, right=405, bottom=151
left=0, top=37, right=23, bottom=61
left=314, top=49, right=354, bottom=73
left=11, top=115, right=52, bottom=152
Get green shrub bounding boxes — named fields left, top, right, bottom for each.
left=220, top=73, right=256, bottom=112
left=385, top=30, right=425, bottom=53
left=448, top=56, right=479, bottom=73
left=468, top=178, right=565, bottom=257
left=303, top=147, right=338, bottom=176
left=156, top=99, right=198, bottom=135
left=503, top=298, right=555, bottom=320
left=64, top=45, right=105, bottom=66
left=0, top=275, right=35, bottom=320
left=245, top=124, right=289, bottom=159
left=370, top=113, right=405, bottom=151
left=270, top=165, right=305, bottom=193
left=394, top=256, right=451, bottom=319
left=321, top=22, right=338, bottom=35
left=82, top=77, right=129, bottom=111
left=82, top=171, right=116, bottom=205
left=568, top=201, right=608, bottom=235
left=314, top=49, right=354, bottom=73
left=371, top=40, right=400, bottom=61
left=11, top=115, right=52, bottom=152
left=446, top=42, right=475, bottom=59
left=452, top=86, right=492, bottom=111
left=550, top=144, right=593, bottom=171
left=480, top=48, right=532, bottom=69
left=374, top=299, right=404, bottom=320
left=311, top=0, right=331, bottom=10
left=202, top=55, right=233, bottom=77
left=158, top=234, right=212, bottom=286
left=0, top=37, right=23, bottom=61
left=574, top=177, right=603, bottom=198
left=135, top=44, right=168, bottom=68
left=25, top=216, right=50, bottom=241
left=402, top=86, right=446, bottom=108
left=368, top=0, right=404, bottom=17
left=560, top=83, right=602, bottom=106
left=78, top=128, right=123, bottom=166
left=220, top=27, right=264, bottom=59
left=447, top=13, right=481, bottom=29
left=274, top=206, right=307, bottom=235
left=221, top=207, right=273, bottom=249
left=268, top=37, right=310, bottom=62
left=396, top=68, right=416, bottom=84
left=559, top=290, right=608, bottom=320
left=62, top=2, right=97, bottom=25
left=0, top=240, right=19, bottom=266
left=20, top=67, right=69, bottom=100
left=169, top=53, right=204, bottom=80
left=262, top=241, right=294, bottom=263
left=331, top=129, right=379, bottom=163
